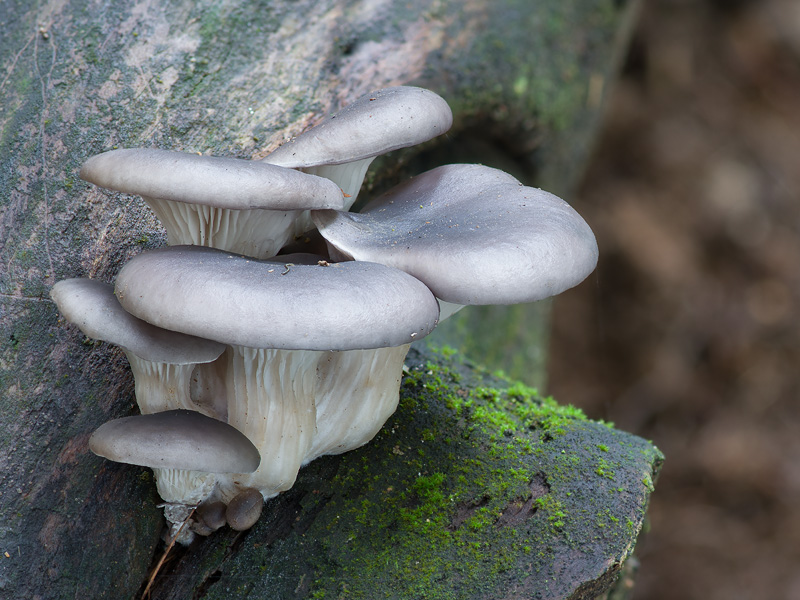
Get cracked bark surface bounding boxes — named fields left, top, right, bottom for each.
left=0, top=1, right=651, bottom=598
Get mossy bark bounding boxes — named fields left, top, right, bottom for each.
left=0, top=1, right=646, bottom=598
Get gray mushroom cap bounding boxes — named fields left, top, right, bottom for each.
left=114, top=245, right=440, bottom=350
left=80, top=148, right=346, bottom=210
left=89, top=409, right=261, bottom=473
left=312, top=164, right=599, bottom=305
left=263, top=86, right=453, bottom=168
left=50, top=278, right=225, bottom=365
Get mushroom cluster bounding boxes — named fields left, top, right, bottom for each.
left=52, top=86, right=598, bottom=542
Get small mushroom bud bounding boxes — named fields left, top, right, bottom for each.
left=191, top=500, right=228, bottom=536
left=226, top=488, right=264, bottom=531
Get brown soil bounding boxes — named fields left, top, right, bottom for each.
left=548, top=1, right=800, bottom=598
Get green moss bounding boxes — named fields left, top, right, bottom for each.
left=596, top=458, right=616, bottom=480
left=436, top=345, right=459, bottom=359
left=535, top=494, right=568, bottom=529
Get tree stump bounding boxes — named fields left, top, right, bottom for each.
left=0, top=1, right=657, bottom=598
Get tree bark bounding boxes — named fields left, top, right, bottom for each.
left=0, top=1, right=650, bottom=598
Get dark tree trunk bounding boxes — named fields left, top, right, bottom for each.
left=0, top=1, right=654, bottom=599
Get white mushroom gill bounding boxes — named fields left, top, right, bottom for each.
left=436, top=300, right=467, bottom=322
left=155, top=469, right=220, bottom=511
left=286, top=157, right=375, bottom=239
left=125, top=356, right=223, bottom=418
left=307, top=344, right=411, bottom=462
left=144, top=197, right=302, bottom=260
left=214, top=346, right=320, bottom=502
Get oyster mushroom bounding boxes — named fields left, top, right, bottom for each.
left=80, top=149, right=346, bottom=259
left=52, top=86, right=602, bottom=544
left=89, top=409, right=260, bottom=542
left=114, top=245, right=439, bottom=510
left=49, top=278, right=226, bottom=418
left=312, top=163, right=599, bottom=317
left=89, top=409, right=260, bottom=474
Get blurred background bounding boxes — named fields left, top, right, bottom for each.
left=548, top=0, right=800, bottom=598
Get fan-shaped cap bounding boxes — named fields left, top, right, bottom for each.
left=80, top=149, right=346, bottom=210
left=264, top=86, right=453, bottom=168
left=50, top=278, right=225, bottom=365
left=312, top=164, right=599, bottom=305
left=89, top=410, right=261, bottom=473
left=114, top=245, right=440, bottom=350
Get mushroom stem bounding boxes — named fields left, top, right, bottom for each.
left=282, top=158, right=375, bottom=240
left=437, top=300, right=466, bottom=322
left=301, top=157, right=374, bottom=208
left=307, top=344, right=411, bottom=461
left=216, top=346, right=321, bottom=502
left=125, top=354, right=225, bottom=420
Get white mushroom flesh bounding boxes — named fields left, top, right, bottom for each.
left=307, top=344, right=410, bottom=461
left=301, top=157, right=375, bottom=208
left=215, top=346, right=321, bottom=502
